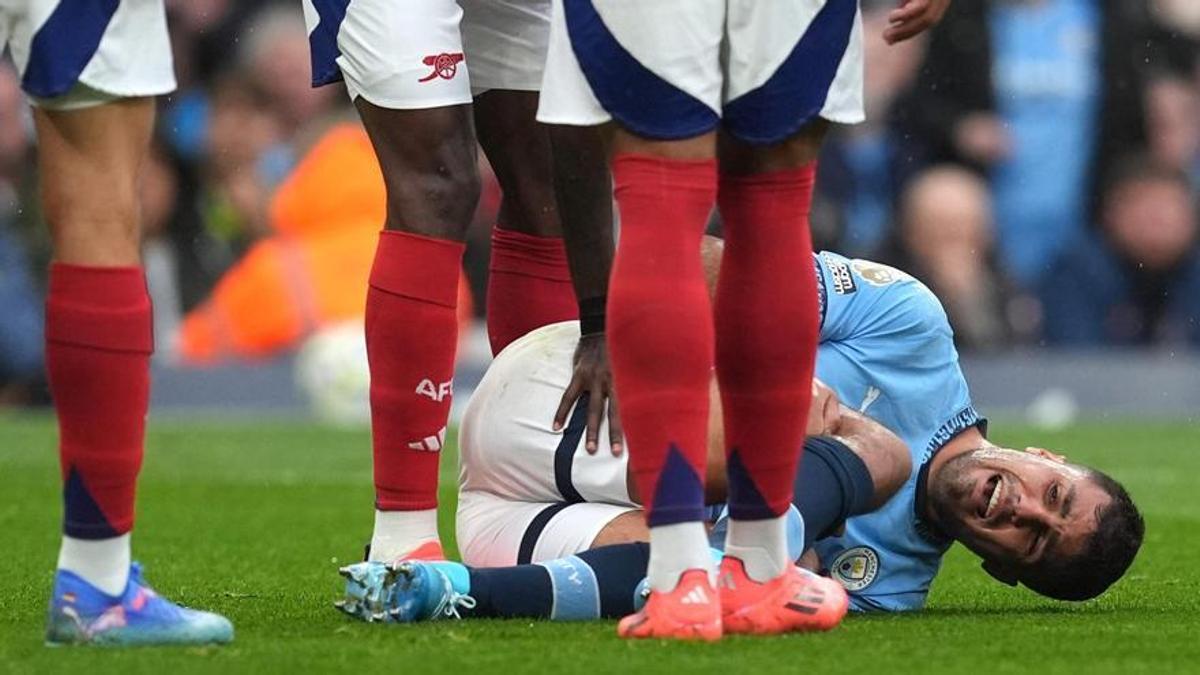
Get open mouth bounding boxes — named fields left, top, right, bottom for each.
left=978, top=474, right=1002, bottom=519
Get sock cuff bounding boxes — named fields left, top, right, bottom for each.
left=370, top=230, right=465, bottom=307
left=49, top=263, right=148, bottom=307
left=612, top=153, right=718, bottom=194
left=489, top=228, right=571, bottom=281
left=46, top=264, right=152, bottom=353
left=718, top=161, right=817, bottom=189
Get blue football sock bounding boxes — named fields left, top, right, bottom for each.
left=462, top=562, right=553, bottom=618
left=461, top=543, right=651, bottom=620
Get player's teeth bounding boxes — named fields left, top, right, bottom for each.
left=986, top=476, right=1003, bottom=517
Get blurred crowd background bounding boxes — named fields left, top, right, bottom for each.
left=1, top=0, right=1199, bottom=406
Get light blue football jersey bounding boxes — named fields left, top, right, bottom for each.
left=811, top=251, right=985, bottom=612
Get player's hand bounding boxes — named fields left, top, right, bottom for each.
left=883, top=0, right=951, bottom=44
left=553, top=332, right=624, bottom=455
left=807, top=378, right=841, bottom=436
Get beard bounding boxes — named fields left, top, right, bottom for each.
left=926, top=449, right=985, bottom=538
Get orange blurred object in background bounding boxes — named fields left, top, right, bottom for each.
left=178, top=124, right=473, bottom=364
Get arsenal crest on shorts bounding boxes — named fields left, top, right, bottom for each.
left=419, top=52, right=466, bottom=82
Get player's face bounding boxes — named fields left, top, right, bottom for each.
left=928, top=448, right=1111, bottom=573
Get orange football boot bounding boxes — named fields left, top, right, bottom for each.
left=718, top=557, right=849, bottom=635
left=617, top=569, right=723, bottom=641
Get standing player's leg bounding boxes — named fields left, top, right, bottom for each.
left=355, top=100, right=479, bottom=563
left=537, top=0, right=727, bottom=640
left=715, top=125, right=825, bottom=587
left=475, top=91, right=576, bottom=355
left=305, top=0, right=480, bottom=564
left=607, top=130, right=720, bottom=607
left=713, top=0, right=862, bottom=635
left=38, top=99, right=231, bottom=645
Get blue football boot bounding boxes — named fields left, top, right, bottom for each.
left=335, top=560, right=474, bottom=623
left=335, top=561, right=395, bottom=622
left=46, top=563, right=234, bottom=646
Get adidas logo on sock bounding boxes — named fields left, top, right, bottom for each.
left=408, top=427, right=446, bottom=452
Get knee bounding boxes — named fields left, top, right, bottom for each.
left=719, top=120, right=829, bottom=174
left=421, top=153, right=481, bottom=215
left=44, top=187, right=141, bottom=265
left=383, top=149, right=481, bottom=240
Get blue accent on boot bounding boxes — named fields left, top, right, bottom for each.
left=428, top=561, right=471, bottom=595
left=336, top=561, right=474, bottom=623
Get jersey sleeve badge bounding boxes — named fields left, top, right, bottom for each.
left=851, top=260, right=909, bottom=287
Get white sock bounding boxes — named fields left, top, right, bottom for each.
left=57, top=533, right=132, bottom=597
left=725, top=514, right=790, bottom=583
left=368, top=509, right=440, bottom=562
left=647, top=521, right=714, bottom=592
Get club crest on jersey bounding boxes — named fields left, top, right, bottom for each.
left=418, top=52, right=465, bottom=82
left=415, top=378, right=453, bottom=402
left=830, top=546, right=879, bottom=592
left=851, top=260, right=907, bottom=287
left=823, top=253, right=857, bottom=295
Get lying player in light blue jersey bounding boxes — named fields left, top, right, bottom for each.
left=336, top=240, right=1144, bottom=623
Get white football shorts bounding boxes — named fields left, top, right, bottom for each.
left=456, top=321, right=638, bottom=567
left=538, top=0, right=865, bottom=143
left=0, top=0, right=175, bottom=109
left=304, top=0, right=551, bottom=109
left=457, top=491, right=637, bottom=567
left=461, top=0, right=552, bottom=95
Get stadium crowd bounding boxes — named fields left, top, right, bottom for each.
left=0, top=0, right=1198, bottom=404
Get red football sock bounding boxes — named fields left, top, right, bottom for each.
left=46, top=264, right=152, bottom=539
left=716, top=163, right=820, bottom=519
left=608, top=154, right=717, bottom=527
left=367, top=230, right=464, bottom=511
left=486, top=227, right=577, bottom=355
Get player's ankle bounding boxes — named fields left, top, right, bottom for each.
left=724, top=514, right=791, bottom=583
left=368, top=509, right=440, bottom=562
left=56, top=533, right=132, bottom=597
left=647, top=521, right=714, bottom=592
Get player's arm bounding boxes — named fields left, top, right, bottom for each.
left=624, top=378, right=909, bottom=509
left=608, top=382, right=908, bottom=550
left=549, top=125, right=623, bottom=455
left=824, top=402, right=911, bottom=510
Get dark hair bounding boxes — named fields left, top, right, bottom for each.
left=1021, top=470, right=1144, bottom=601
left=1102, top=154, right=1192, bottom=205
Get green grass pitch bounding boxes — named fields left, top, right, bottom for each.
left=0, top=415, right=1196, bottom=674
